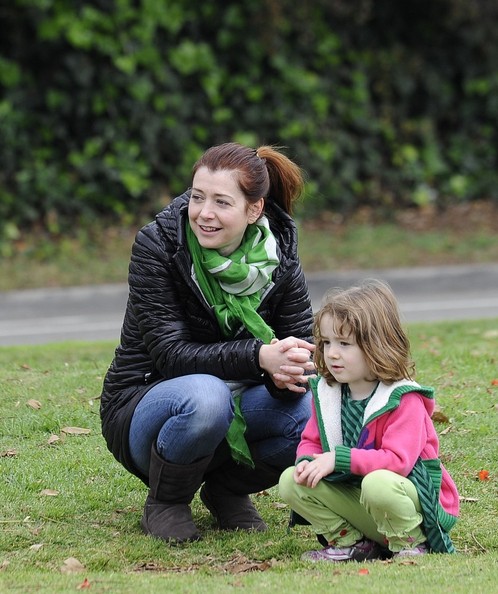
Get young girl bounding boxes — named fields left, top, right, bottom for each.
left=279, top=279, right=459, bottom=562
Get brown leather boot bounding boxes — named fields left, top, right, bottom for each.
left=141, top=444, right=212, bottom=544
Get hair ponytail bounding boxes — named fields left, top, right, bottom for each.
left=257, top=146, right=304, bottom=215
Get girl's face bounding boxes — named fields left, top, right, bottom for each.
left=319, top=313, right=376, bottom=398
left=188, top=167, right=263, bottom=256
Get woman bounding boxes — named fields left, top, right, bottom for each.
left=100, top=142, right=315, bottom=544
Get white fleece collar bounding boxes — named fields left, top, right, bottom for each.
left=315, top=377, right=422, bottom=450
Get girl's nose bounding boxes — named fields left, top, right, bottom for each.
left=326, top=346, right=339, bottom=359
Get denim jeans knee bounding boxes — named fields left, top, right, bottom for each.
left=129, top=374, right=234, bottom=474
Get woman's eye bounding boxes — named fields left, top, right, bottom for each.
left=191, top=194, right=204, bottom=202
left=216, top=199, right=230, bottom=207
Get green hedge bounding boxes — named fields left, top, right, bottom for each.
left=1, top=0, right=497, bottom=242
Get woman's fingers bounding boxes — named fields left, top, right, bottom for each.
left=278, top=336, right=315, bottom=354
left=277, top=365, right=317, bottom=379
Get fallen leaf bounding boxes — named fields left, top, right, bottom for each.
left=432, top=411, right=450, bottom=423
left=491, top=379, right=498, bottom=386
left=20, top=364, right=31, bottom=370
left=0, top=560, right=10, bottom=571
left=29, top=544, right=43, bottom=551
left=459, top=496, right=478, bottom=502
left=222, top=554, right=274, bottom=574
left=478, top=469, right=490, bottom=481
left=77, top=578, right=91, bottom=590
left=134, top=562, right=164, bottom=572
left=60, top=557, right=85, bottom=574
left=0, top=449, right=17, bottom=458
left=439, top=426, right=452, bottom=435
left=61, top=427, right=91, bottom=435
left=358, top=568, right=370, bottom=575
left=40, top=489, right=59, bottom=497
left=47, top=434, right=60, bottom=445
left=27, top=399, right=42, bottom=409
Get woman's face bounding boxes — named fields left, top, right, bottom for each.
left=188, top=167, right=263, bottom=256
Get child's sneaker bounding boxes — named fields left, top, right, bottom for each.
left=395, top=543, right=429, bottom=558
left=301, top=538, right=383, bottom=562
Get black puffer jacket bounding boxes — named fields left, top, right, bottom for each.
left=100, top=191, right=313, bottom=482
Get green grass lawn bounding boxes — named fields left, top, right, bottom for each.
left=1, top=318, right=497, bottom=593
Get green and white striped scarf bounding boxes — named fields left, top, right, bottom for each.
left=186, top=216, right=280, bottom=467
left=186, top=216, right=279, bottom=343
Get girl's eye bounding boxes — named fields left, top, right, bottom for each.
left=191, top=194, right=204, bottom=202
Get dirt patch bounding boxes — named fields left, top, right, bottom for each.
left=303, top=200, right=498, bottom=234
left=395, top=200, right=498, bottom=233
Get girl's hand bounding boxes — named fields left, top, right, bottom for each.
left=259, top=337, right=316, bottom=393
left=293, top=452, right=336, bottom=488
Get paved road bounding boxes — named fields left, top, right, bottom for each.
left=1, top=263, right=498, bottom=346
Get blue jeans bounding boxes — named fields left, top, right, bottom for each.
left=128, top=373, right=311, bottom=477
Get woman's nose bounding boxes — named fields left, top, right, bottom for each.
left=199, top=201, right=215, bottom=218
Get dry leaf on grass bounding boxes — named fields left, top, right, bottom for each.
left=222, top=554, right=275, bottom=574
left=60, top=557, right=85, bottom=574
left=40, top=489, right=59, bottom=497
left=1, top=449, right=17, bottom=458
left=29, top=544, right=43, bottom=551
left=47, top=434, right=60, bottom=445
left=26, top=399, right=42, bottom=409
left=61, top=427, right=91, bottom=435
left=432, top=410, right=450, bottom=423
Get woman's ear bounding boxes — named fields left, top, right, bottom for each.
left=248, top=198, right=264, bottom=223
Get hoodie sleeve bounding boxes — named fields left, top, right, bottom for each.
left=296, top=399, right=324, bottom=461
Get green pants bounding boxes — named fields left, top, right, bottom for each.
left=279, top=467, right=426, bottom=552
